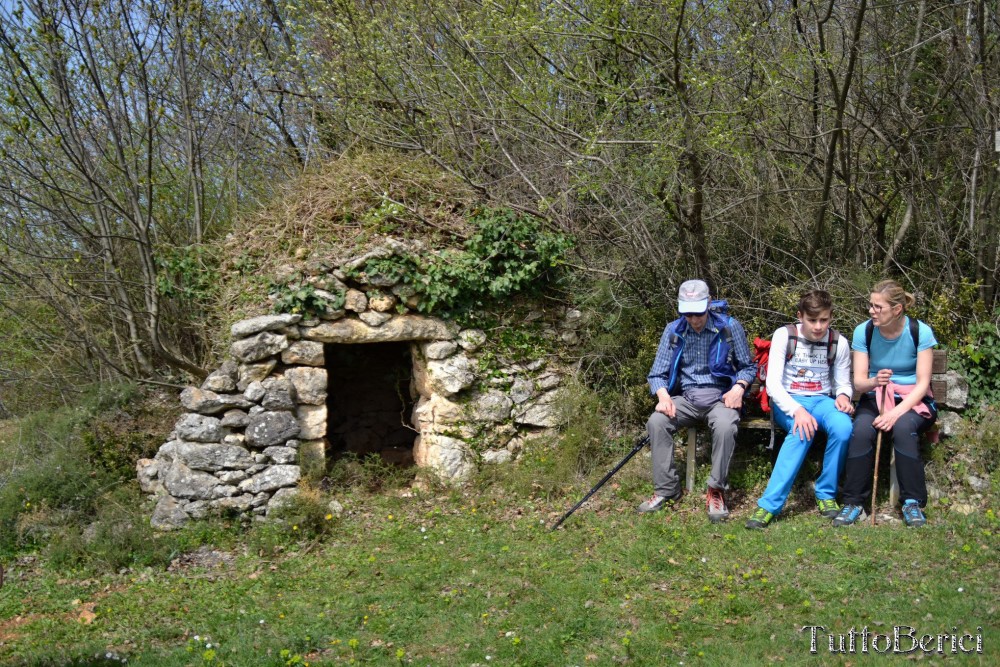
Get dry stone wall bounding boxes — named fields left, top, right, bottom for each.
left=139, top=239, right=582, bottom=529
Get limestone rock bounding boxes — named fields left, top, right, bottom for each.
left=212, top=494, right=255, bottom=513
left=222, top=434, right=246, bottom=446
left=184, top=500, right=212, bottom=519
left=468, top=390, right=513, bottom=423
left=215, top=470, right=248, bottom=484
left=359, top=311, right=392, bottom=327
left=942, top=371, right=969, bottom=410
left=174, top=414, right=224, bottom=443
left=231, top=332, right=289, bottom=363
left=297, top=404, right=327, bottom=440
left=514, top=389, right=566, bottom=427
left=560, top=331, right=580, bottom=345
left=220, top=409, right=249, bottom=429
left=285, top=367, right=328, bottom=405
left=239, top=464, right=301, bottom=494
left=563, top=308, right=583, bottom=329
left=238, top=360, right=277, bottom=391
left=245, top=411, right=301, bottom=448
left=368, top=293, right=396, bottom=312
left=266, top=487, right=301, bottom=515
left=413, top=433, right=474, bottom=482
left=457, top=329, right=487, bottom=352
left=175, top=442, right=254, bottom=472
left=413, top=394, right=464, bottom=431
left=263, top=446, right=298, bottom=464
left=260, top=377, right=297, bottom=411
left=327, top=499, right=345, bottom=517
left=153, top=439, right=178, bottom=466
left=481, top=449, right=512, bottom=465
left=243, top=381, right=266, bottom=403
left=509, top=378, right=534, bottom=405
left=391, top=283, right=421, bottom=309
left=163, top=460, right=220, bottom=500
left=281, top=341, right=325, bottom=366
left=136, top=459, right=162, bottom=494
left=180, top=387, right=253, bottom=415
left=305, top=315, right=455, bottom=343
left=231, top=314, right=301, bottom=339
left=344, top=289, right=368, bottom=313
left=202, top=362, right=238, bottom=393
left=937, top=410, right=962, bottom=438
left=426, top=354, right=476, bottom=396
left=536, top=373, right=561, bottom=391
left=423, top=340, right=458, bottom=360
left=151, top=495, right=189, bottom=530
left=967, top=475, right=990, bottom=492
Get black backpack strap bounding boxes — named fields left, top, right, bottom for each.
left=784, top=323, right=798, bottom=361
left=866, top=318, right=918, bottom=352
left=826, top=328, right=840, bottom=368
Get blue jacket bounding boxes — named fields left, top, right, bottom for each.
left=647, top=312, right=756, bottom=396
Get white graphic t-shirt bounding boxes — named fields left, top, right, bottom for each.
left=766, top=323, right=853, bottom=417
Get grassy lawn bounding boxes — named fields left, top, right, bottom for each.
left=0, top=456, right=996, bottom=667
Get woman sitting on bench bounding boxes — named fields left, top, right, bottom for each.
left=833, top=280, right=938, bottom=527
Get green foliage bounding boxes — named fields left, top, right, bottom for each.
left=45, top=487, right=175, bottom=572
left=0, top=383, right=167, bottom=556
left=920, top=280, right=985, bottom=347
left=324, top=452, right=416, bottom=493
left=81, top=417, right=160, bottom=481
left=155, top=245, right=220, bottom=305
left=263, top=485, right=341, bottom=542
left=350, top=207, right=573, bottom=316
left=951, top=318, right=1000, bottom=410
left=270, top=280, right=346, bottom=316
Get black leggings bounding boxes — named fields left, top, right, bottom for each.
left=841, top=395, right=935, bottom=507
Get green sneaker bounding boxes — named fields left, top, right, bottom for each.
left=744, top=507, right=774, bottom=530
left=816, top=498, right=841, bottom=518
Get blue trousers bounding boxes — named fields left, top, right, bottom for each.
left=756, top=395, right=853, bottom=515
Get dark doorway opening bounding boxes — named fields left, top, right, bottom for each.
left=325, top=342, right=417, bottom=465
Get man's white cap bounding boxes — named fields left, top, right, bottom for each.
left=678, top=279, right=710, bottom=314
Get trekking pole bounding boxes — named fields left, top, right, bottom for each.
left=871, top=384, right=888, bottom=526
left=550, top=435, right=650, bottom=531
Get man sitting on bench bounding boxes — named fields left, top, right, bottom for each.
left=640, top=279, right=757, bottom=523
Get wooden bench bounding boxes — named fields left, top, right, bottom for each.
left=682, top=350, right=948, bottom=506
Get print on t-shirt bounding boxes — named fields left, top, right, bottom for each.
left=786, top=338, right=830, bottom=396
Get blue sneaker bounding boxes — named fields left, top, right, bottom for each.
left=831, top=504, right=867, bottom=526
left=901, top=500, right=926, bottom=527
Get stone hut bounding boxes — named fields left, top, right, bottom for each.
left=138, top=238, right=581, bottom=529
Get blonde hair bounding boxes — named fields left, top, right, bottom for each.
left=873, top=279, right=915, bottom=311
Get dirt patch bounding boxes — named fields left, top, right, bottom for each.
left=167, top=546, right=237, bottom=572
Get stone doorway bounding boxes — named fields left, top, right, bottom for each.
left=324, top=342, right=417, bottom=465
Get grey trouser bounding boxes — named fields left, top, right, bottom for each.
left=646, top=397, right=740, bottom=496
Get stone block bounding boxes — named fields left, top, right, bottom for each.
left=297, top=404, right=327, bottom=439
left=285, top=367, right=328, bottom=405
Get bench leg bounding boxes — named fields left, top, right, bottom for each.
left=889, top=450, right=900, bottom=507
left=686, top=428, right=696, bottom=493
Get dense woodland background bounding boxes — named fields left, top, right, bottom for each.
left=0, top=0, right=997, bottom=416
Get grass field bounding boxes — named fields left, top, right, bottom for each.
left=0, top=445, right=996, bottom=666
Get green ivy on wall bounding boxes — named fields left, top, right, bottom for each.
left=351, top=207, right=573, bottom=316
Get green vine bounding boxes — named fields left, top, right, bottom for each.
left=270, top=281, right=346, bottom=316
left=351, top=208, right=573, bottom=316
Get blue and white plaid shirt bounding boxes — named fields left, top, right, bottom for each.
left=648, top=316, right=757, bottom=395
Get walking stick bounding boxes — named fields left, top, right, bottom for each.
left=550, top=435, right=649, bottom=531
left=871, top=385, right=887, bottom=526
